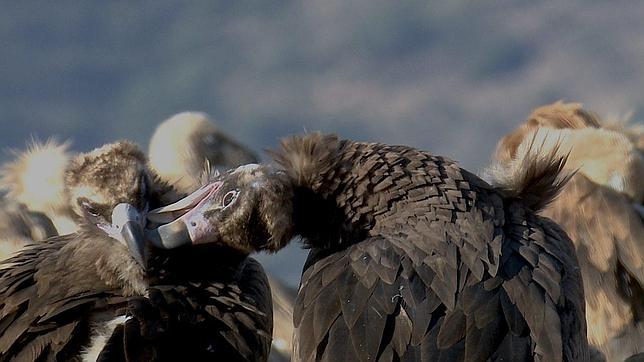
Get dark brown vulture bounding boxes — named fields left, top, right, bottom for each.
left=146, top=133, right=589, bottom=361
left=494, top=102, right=644, bottom=361
left=148, top=111, right=293, bottom=362
left=0, top=141, right=273, bottom=361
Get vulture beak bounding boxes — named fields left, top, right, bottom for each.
left=145, top=181, right=224, bottom=249
left=635, top=202, right=644, bottom=220
left=98, top=203, right=148, bottom=270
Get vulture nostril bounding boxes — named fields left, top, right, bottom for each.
left=191, top=221, right=197, bottom=227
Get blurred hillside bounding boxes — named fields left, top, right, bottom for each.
left=1, top=1, right=643, bottom=286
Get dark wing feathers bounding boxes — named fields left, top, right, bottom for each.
left=436, top=309, right=466, bottom=348
left=12, top=320, right=80, bottom=362
left=295, top=237, right=506, bottom=361
left=540, top=173, right=644, bottom=360
left=320, top=313, right=359, bottom=362
left=117, top=257, right=273, bottom=362
left=288, top=138, right=586, bottom=361
left=297, top=227, right=582, bottom=361
left=499, top=212, right=587, bottom=362
left=2, top=237, right=273, bottom=360
left=0, top=238, right=127, bottom=361
left=313, top=282, right=341, bottom=345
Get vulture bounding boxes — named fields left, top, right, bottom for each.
left=147, top=132, right=589, bottom=361
left=0, top=139, right=75, bottom=260
left=494, top=101, right=644, bottom=361
left=0, top=141, right=273, bottom=361
left=148, top=111, right=259, bottom=195
left=0, top=203, right=57, bottom=261
left=148, top=111, right=294, bottom=362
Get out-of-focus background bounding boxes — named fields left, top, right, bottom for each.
left=1, top=1, right=643, bottom=287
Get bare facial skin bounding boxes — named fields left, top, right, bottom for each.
left=146, top=163, right=293, bottom=255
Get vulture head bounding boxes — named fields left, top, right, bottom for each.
left=146, top=164, right=295, bottom=254
left=148, top=112, right=259, bottom=194
left=65, top=141, right=161, bottom=269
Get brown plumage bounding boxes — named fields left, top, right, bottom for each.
left=0, top=141, right=273, bottom=361
left=0, top=141, right=154, bottom=360
left=494, top=102, right=644, bottom=361
left=148, top=133, right=589, bottom=361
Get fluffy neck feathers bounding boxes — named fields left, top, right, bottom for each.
left=271, top=133, right=347, bottom=197
left=269, top=133, right=367, bottom=248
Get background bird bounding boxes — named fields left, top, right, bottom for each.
left=148, top=111, right=259, bottom=195
left=493, top=101, right=644, bottom=361
left=0, top=203, right=57, bottom=261
left=0, top=139, right=75, bottom=259
left=147, top=133, right=589, bottom=361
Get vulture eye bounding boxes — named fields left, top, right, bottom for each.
left=80, top=200, right=101, bottom=217
left=222, top=190, right=240, bottom=209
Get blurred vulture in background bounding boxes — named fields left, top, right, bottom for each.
left=0, top=142, right=273, bottom=361
left=0, top=139, right=75, bottom=259
left=494, top=101, right=644, bottom=361
left=0, top=203, right=56, bottom=260
left=148, top=132, right=589, bottom=361
left=148, top=111, right=259, bottom=195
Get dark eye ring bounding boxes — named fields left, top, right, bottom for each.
left=222, top=190, right=239, bottom=208
left=81, top=201, right=100, bottom=217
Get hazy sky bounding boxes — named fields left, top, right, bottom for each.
left=1, top=1, right=643, bottom=286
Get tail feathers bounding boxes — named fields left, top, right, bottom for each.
left=0, top=138, right=72, bottom=214
left=488, top=130, right=573, bottom=212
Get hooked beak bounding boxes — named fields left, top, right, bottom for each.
left=98, top=203, right=147, bottom=270
left=145, top=181, right=224, bottom=249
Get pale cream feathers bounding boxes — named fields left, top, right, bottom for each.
left=494, top=101, right=644, bottom=361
